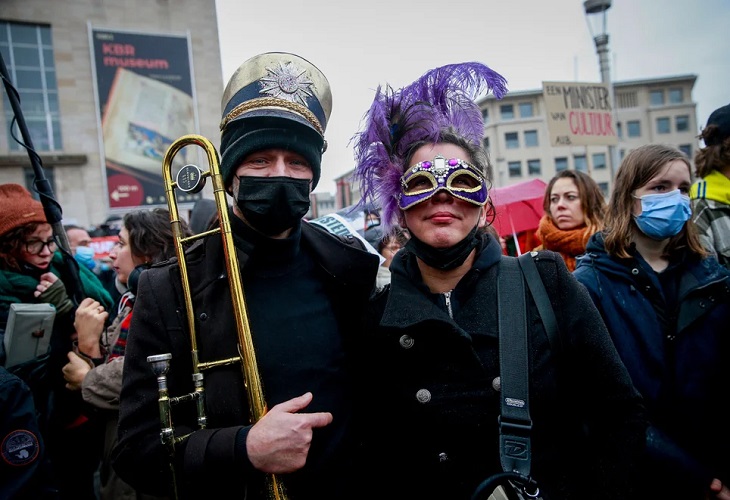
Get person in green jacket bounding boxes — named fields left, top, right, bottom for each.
left=0, top=183, right=112, bottom=500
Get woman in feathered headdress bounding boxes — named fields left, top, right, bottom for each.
left=352, top=63, right=647, bottom=500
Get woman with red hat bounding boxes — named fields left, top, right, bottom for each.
left=0, top=183, right=113, bottom=499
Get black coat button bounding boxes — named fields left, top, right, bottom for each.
left=399, top=335, right=414, bottom=349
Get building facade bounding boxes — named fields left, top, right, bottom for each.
left=480, top=74, right=698, bottom=194
left=1, top=0, right=223, bottom=228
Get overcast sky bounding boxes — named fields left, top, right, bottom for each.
left=216, top=0, right=730, bottom=194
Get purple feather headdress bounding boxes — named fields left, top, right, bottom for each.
left=351, top=62, right=508, bottom=232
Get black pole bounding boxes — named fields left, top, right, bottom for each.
left=0, top=51, right=85, bottom=305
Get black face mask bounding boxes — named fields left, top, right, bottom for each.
left=405, top=225, right=480, bottom=271
left=236, top=176, right=311, bottom=236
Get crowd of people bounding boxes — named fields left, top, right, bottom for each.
left=1, top=49, right=728, bottom=500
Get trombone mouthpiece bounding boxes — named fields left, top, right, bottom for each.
left=148, top=353, right=172, bottom=376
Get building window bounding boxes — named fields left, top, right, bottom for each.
left=649, top=90, right=664, bottom=106
left=555, top=157, right=568, bottom=172
left=505, top=132, right=519, bottom=149
left=0, top=21, right=61, bottom=152
left=574, top=155, right=587, bottom=172
left=598, top=182, right=609, bottom=196
left=679, top=144, right=692, bottom=159
left=508, top=161, right=521, bottom=177
left=616, top=91, right=638, bottom=108
left=616, top=121, right=623, bottom=138
left=592, top=152, right=606, bottom=170
left=523, top=130, right=538, bottom=147
left=482, top=137, right=490, bottom=152
left=527, top=159, right=541, bottom=176
left=481, top=108, right=489, bottom=124
left=656, top=117, right=670, bottom=134
left=519, top=102, right=533, bottom=118
left=500, top=104, right=514, bottom=120
left=668, top=88, right=683, bottom=103
left=627, top=120, right=641, bottom=138
left=676, top=115, right=689, bottom=132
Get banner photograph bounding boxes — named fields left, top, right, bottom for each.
left=89, top=27, right=199, bottom=209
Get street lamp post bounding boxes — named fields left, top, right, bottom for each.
left=584, top=0, right=619, bottom=187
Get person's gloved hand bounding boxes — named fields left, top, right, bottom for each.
left=34, top=272, right=73, bottom=316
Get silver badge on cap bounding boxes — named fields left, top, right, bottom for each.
left=260, top=61, right=315, bottom=106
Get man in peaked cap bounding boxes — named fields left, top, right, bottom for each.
left=113, top=53, right=379, bottom=499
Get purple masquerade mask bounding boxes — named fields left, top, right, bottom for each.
left=398, top=155, right=488, bottom=209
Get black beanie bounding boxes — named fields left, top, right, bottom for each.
left=220, top=116, right=324, bottom=189
left=704, top=103, right=730, bottom=146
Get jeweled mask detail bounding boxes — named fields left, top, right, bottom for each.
left=398, top=155, right=488, bottom=209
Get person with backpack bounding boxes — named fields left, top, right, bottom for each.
left=351, top=62, right=647, bottom=499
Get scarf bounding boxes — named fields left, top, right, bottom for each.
left=534, top=215, right=590, bottom=271
left=108, top=292, right=134, bottom=360
left=0, top=252, right=113, bottom=314
left=690, top=169, right=730, bottom=204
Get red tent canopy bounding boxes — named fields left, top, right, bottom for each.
left=489, top=178, right=547, bottom=238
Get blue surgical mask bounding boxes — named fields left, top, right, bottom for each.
left=74, top=245, right=98, bottom=270
left=633, top=189, right=691, bottom=240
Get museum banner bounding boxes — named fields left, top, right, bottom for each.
left=89, top=26, right=199, bottom=209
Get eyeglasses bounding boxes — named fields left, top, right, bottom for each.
left=24, top=238, right=58, bottom=255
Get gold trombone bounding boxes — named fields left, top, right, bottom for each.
left=148, top=134, right=287, bottom=499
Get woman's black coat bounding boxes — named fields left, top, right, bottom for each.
left=359, top=235, right=647, bottom=500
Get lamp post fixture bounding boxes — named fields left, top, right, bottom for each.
left=584, top=0, right=618, bottom=186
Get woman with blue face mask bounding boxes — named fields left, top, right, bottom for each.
left=574, top=144, right=730, bottom=500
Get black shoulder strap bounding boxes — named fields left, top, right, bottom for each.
left=518, top=252, right=562, bottom=355
left=497, top=256, right=532, bottom=478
